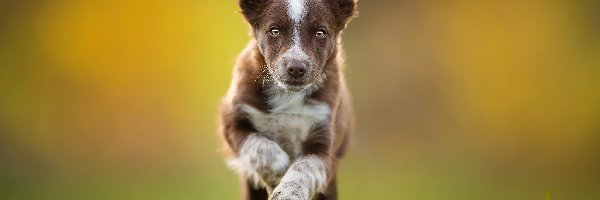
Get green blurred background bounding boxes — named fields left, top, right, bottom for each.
left=1, top=0, right=599, bottom=199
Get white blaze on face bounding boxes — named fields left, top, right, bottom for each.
left=283, top=0, right=309, bottom=63
left=287, top=0, right=306, bottom=24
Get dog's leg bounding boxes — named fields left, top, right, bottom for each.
left=228, top=134, right=290, bottom=189
left=315, top=174, right=337, bottom=200
left=269, top=155, right=329, bottom=200
left=269, top=125, right=333, bottom=200
left=222, top=103, right=291, bottom=191
left=243, top=179, right=269, bottom=200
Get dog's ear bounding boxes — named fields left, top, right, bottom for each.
left=239, top=0, right=270, bottom=26
left=325, top=0, right=358, bottom=30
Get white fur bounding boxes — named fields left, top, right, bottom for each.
left=227, top=134, right=290, bottom=186
left=281, top=0, right=309, bottom=71
left=270, top=155, right=328, bottom=200
left=280, top=41, right=309, bottom=62
left=237, top=87, right=330, bottom=193
left=241, top=87, right=330, bottom=158
left=287, top=0, right=306, bottom=23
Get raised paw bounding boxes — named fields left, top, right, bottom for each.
left=269, top=181, right=309, bottom=200
left=228, top=134, right=290, bottom=186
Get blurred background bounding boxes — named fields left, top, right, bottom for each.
left=1, top=0, right=599, bottom=199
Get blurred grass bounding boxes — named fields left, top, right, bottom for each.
left=1, top=0, right=599, bottom=199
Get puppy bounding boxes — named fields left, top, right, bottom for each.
left=220, top=0, right=357, bottom=199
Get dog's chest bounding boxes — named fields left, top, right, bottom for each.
left=241, top=93, right=329, bottom=158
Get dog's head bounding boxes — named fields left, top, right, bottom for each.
left=240, top=0, right=357, bottom=92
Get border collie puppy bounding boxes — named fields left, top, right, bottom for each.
left=220, top=0, right=357, bottom=199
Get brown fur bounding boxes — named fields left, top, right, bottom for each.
left=220, top=0, right=357, bottom=199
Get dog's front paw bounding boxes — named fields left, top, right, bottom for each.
left=269, top=181, right=309, bottom=200
left=248, top=139, right=289, bottom=183
left=228, top=134, right=290, bottom=186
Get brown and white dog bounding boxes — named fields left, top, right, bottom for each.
left=219, top=0, right=357, bottom=199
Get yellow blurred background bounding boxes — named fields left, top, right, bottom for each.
left=1, top=0, right=599, bottom=199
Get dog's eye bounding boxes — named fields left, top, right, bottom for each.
left=269, top=28, right=280, bottom=36
left=316, top=29, right=327, bottom=37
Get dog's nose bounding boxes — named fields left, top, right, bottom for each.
left=287, top=61, right=307, bottom=78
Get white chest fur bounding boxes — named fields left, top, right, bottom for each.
left=240, top=90, right=330, bottom=158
